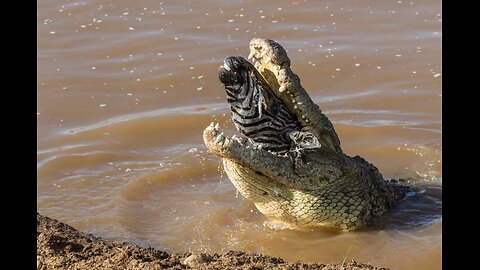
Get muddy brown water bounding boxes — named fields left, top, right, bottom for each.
left=37, top=1, right=441, bottom=269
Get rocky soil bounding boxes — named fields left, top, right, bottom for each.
left=37, top=212, right=389, bottom=270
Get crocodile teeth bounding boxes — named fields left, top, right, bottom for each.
left=279, top=84, right=287, bottom=92
left=208, top=122, right=218, bottom=136
left=264, top=56, right=271, bottom=64
left=253, top=144, right=263, bottom=150
left=215, top=132, right=225, bottom=144
left=214, top=123, right=220, bottom=131
left=248, top=51, right=255, bottom=60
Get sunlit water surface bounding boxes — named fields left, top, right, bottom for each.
left=38, top=1, right=441, bottom=269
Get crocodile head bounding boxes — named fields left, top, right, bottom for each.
left=203, top=38, right=409, bottom=231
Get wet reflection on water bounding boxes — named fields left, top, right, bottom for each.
left=38, top=1, right=441, bottom=269
left=373, top=182, right=442, bottom=230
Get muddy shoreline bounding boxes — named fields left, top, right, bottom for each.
left=37, top=212, right=390, bottom=269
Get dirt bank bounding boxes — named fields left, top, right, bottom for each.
left=37, top=212, right=389, bottom=269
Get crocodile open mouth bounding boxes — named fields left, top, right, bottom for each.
left=204, top=38, right=411, bottom=232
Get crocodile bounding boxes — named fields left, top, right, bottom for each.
left=203, top=38, right=411, bottom=231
